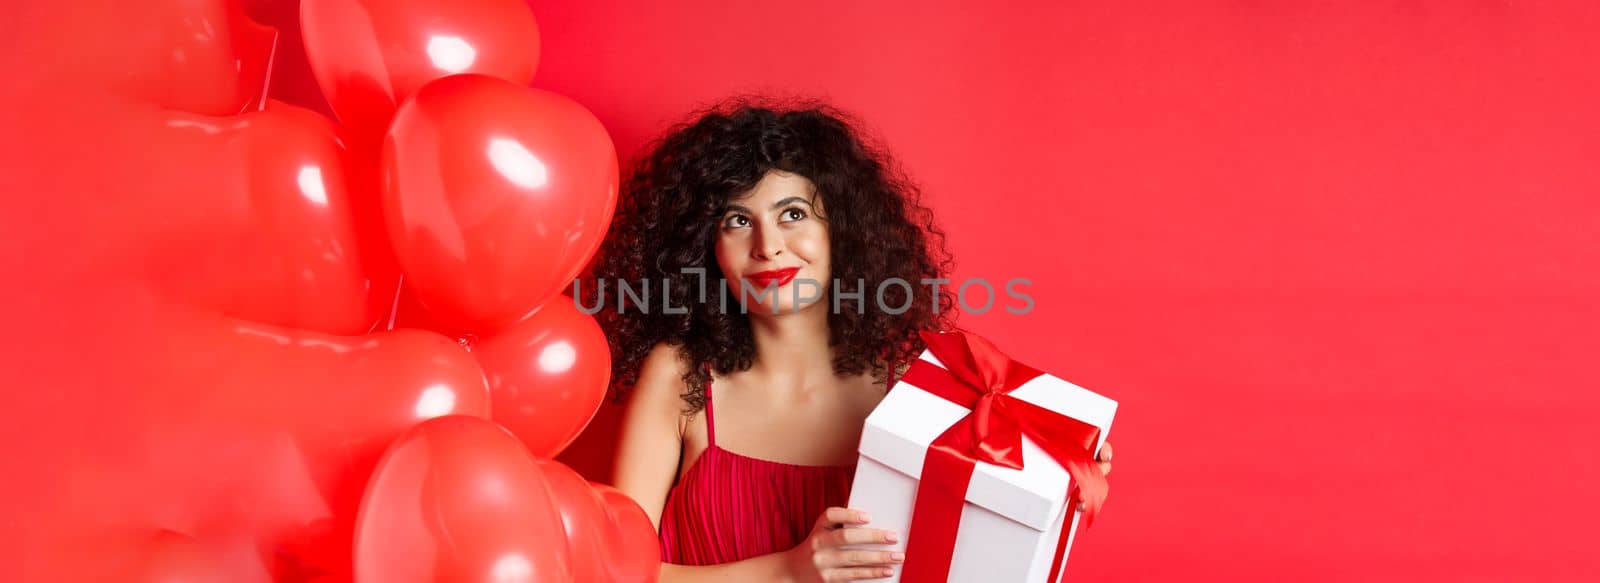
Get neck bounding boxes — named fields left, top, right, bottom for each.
left=745, top=303, right=835, bottom=390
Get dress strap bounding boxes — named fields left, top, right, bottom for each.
left=702, top=362, right=717, bottom=446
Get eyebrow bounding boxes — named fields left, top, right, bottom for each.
left=723, top=196, right=814, bottom=215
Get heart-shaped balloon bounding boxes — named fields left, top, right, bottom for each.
left=33, top=527, right=275, bottom=583
left=138, top=100, right=392, bottom=335
left=28, top=303, right=492, bottom=581
left=300, top=0, right=541, bottom=147
left=353, top=415, right=573, bottom=582
left=475, top=295, right=612, bottom=458
left=67, top=0, right=279, bottom=116
left=532, top=458, right=661, bottom=583
left=143, top=530, right=274, bottom=583
left=126, top=529, right=274, bottom=583
left=161, top=311, right=493, bottom=578
left=7, top=0, right=397, bottom=336
left=382, top=74, right=618, bottom=331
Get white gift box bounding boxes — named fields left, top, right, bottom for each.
left=845, top=347, right=1117, bottom=583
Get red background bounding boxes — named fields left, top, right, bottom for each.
left=483, top=2, right=1598, bottom=581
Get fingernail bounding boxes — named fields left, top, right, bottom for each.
left=886, top=531, right=899, bottom=543
left=891, top=552, right=905, bottom=562
left=882, top=568, right=895, bottom=577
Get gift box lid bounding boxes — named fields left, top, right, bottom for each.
left=858, top=348, right=1117, bottom=532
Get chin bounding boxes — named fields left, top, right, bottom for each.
left=754, top=301, right=794, bottom=315
left=746, top=297, right=808, bottom=316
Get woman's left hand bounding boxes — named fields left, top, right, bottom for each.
left=1073, top=441, right=1113, bottom=512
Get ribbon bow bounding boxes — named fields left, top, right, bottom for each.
left=897, top=329, right=1108, bottom=583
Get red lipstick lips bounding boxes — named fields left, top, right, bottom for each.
left=745, top=266, right=800, bottom=288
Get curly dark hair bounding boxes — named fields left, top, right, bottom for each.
left=582, top=95, right=957, bottom=412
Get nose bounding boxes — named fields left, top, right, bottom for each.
left=753, top=223, right=785, bottom=260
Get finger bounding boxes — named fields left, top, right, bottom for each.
left=823, top=549, right=905, bottom=568
left=1099, top=460, right=1112, bottom=476
left=828, top=527, right=898, bottom=546
left=826, top=566, right=896, bottom=581
left=1097, top=441, right=1113, bottom=463
left=818, top=507, right=869, bottom=529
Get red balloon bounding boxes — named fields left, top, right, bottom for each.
left=300, top=0, right=542, bottom=146
left=382, top=74, right=618, bottom=331
left=595, top=486, right=660, bottom=546
left=25, top=303, right=492, bottom=581
left=353, top=416, right=572, bottom=583
left=166, top=313, right=493, bottom=578
left=29, top=525, right=275, bottom=583
left=533, top=459, right=660, bottom=583
left=476, top=296, right=612, bottom=457
left=0, top=0, right=407, bottom=332
left=56, top=0, right=278, bottom=115
left=131, top=530, right=274, bottom=583
left=140, top=100, right=392, bottom=335
left=36, top=528, right=273, bottom=583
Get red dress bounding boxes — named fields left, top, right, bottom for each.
left=656, top=364, right=897, bottom=565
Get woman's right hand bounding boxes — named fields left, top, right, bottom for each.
left=785, top=506, right=903, bottom=582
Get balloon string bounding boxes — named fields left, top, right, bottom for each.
left=386, top=275, right=404, bottom=331
left=256, top=28, right=279, bottom=113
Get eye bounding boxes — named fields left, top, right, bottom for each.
left=722, top=214, right=751, bottom=229
left=779, top=207, right=807, bottom=222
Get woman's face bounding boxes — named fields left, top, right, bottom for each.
left=715, top=170, right=831, bottom=315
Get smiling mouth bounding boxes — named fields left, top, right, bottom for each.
left=746, top=267, right=800, bottom=288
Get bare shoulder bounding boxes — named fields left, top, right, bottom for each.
left=639, top=340, right=691, bottom=382
left=627, top=341, right=695, bottom=425
left=633, top=339, right=691, bottom=389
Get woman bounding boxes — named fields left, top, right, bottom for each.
left=589, top=98, right=1114, bottom=582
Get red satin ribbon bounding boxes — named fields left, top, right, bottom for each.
left=897, top=329, right=1108, bottom=583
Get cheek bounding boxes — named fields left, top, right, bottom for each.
left=714, top=235, right=742, bottom=273
left=793, top=228, right=831, bottom=271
